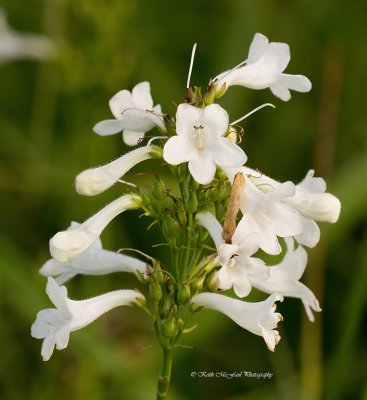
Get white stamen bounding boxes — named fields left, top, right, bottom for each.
left=147, top=136, right=168, bottom=146
left=230, top=103, right=275, bottom=126
left=215, top=59, right=248, bottom=82
left=186, top=43, right=197, bottom=88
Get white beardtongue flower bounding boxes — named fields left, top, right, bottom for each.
left=163, top=103, right=247, bottom=185
left=241, top=167, right=341, bottom=247
left=75, top=145, right=160, bottom=196
left=223, top=168, right=303, bottom=255
left=249, top=237, right=321, bottom=322
left=0, top=8, right=55, bottom=64
left=50, top=194, right=141, bottom=262
left=192, top=292, right=283, bottom=351
left=196, top=212, right=269, bottom=298
left=214, top=33, right=311, bottom=101
left=31, top=277, right=144, bottom=361
left=40, top=222, right=148, bottom=284
left=31, top=37, right=340, bottom=399
left=93, top=82, right=166, bottom=146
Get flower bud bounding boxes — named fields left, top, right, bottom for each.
left=137, top=187, right=151, bottom=206
left=205, top=271, right=218, bottom=292
left=176, top=285, right=191, bottom=304
left=162, top=215, right=180, bottom=241
left=152, top=177, right=166, bottom=201
left=214, top=82, right=227, bottom=99
left=191, top=273, right=206, bottom=293
left=187, top=192, right=198, bottom=214
left=150, top=282, right=163, bottom=302
left=227, top=127, right=238, bottom=144
left=161, top=317, right=178, bottom=339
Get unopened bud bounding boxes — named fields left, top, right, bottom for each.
left=214, top=82, right=227, bottom=99
left=176, top=285, right=191, bottom=304
left=161, top=317, right=178, bottom=339
left=149, top=145, right=163, bottom=159
left=205, top=271, right=218, bottom=292
left=227, top=127, right=238, bottom=144
left=152, top=177, right=166, bottom=201
left=162, top=214, right=180, bottom=241
left=150, top=282, right=163, bottom=302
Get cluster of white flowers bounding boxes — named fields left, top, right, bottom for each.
left=32, top=33, right=340, bottom=364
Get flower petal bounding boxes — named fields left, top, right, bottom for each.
left=277, top=73, right=312, bottom=92
left=131, top=81, right=153, bottom=109
left=93, top=119, right=125, bottom=136
left=270, top=84, right=291, bottom=101
left=195, top=212, right=223, bottom=251
left=201, top=104, right=229, bottom=137
left=163, top=135, right=193, bottom=165
left=175, top=104, right=202, bottom=136
left=260, top=42, right=290, bottom=73
left=248, top=32, right=269, bottom=60
left=213, top=138, right=247, bottom=167
left=188, top=153, right=217, bottom=185
left=109, top=90, right=134, bottom=119
left=123, top=130, right=145, bottom=146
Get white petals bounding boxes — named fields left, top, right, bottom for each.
left=250, top=238, right=321, bottom=322
left=195, top=212, right=223, bottom=250
left=31, top=278, right=144, bottom=361
left=192, top=292, right=283, bottom=351
left=40, top=223, right=148, bottom=284
left=94, top=82, right=166, bottom=146
left=163, top=103, right=246, bottom=184
left=214, top=32, right=311, bottom=101
left=76, top=145, right=154, bottom=196
left=50, top=194, right=140, bottom=262
left=0, top=9, right=55, bottom=64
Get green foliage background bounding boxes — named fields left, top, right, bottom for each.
left=0, top=0, right=366, bottom=399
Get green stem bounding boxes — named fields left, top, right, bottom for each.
left=156, top=348, right=173, bottom=400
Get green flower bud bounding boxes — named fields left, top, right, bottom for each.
left=137, top=187, right=151, bottom=206
left=205, top=271, right=218, bottom=292
left=178, top=210, right=187, bottom=227
left=190, top=272, right=206, bottom=293
left=161, top=317, right=178, bottom=339
left=204, top=86, right=215, bottom=105
left=214, top=82, right=227, bottom=99
left=152, top=177, right=166, bottom=201
left=176, top=285, right=191, bottom=304
left=187, top=192, right=198, bottom=214
left=150, top=281, right=163, bottom=302
left=162, top=214, right=180, bottom=240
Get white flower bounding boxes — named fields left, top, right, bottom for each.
left=31, top=277, right=144, bottom=361
left=192, top=292, right=283, bottom=351
left=196, top=212, right=268, bottom=297
left=163, top=103, right=247, bottom=185
left=223, top=168, right=303, bottom=254
left=0, top=8, right=55, bottom=64
left=40, top=222, right=148, bottom=284
left=50, top=194, right=141, bottom=262
left=76, top=145, right=160, bottom=196
left=93, top=82, right=166, bottom=146
left=250, top=237, right=321, bottom=322
left=242, top=167, right=341, bottom=247
left=214, top=33, right=311, bottom=101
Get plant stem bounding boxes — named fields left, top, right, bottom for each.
left=156, top=348, right=173, bottom=400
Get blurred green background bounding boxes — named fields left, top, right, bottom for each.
left=0, top=0, right=366, bottom=399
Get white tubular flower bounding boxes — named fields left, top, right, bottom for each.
left=214, top=33, right=311, bottom=101
left=50, top=194, right=141, bottom=262
left=31, top=277, right=144, bottom=361
left=196, top=212, right=267, bottom=298
left=93, top=82, right=166, bottom=146
left=223, top=168, right=303, bottom=255
left=242, top=167, right=341, bottom=247
left=192, top=292, right=283, bottom=351
left=250, top=237, right=321, bottom=322
left=76, top=145, right=159, bottom=196
left=163, top=103, right=247, bottom=185
left=40, top=222, right=148, bottom=284
left=0, top=8, right=55, bottom=64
